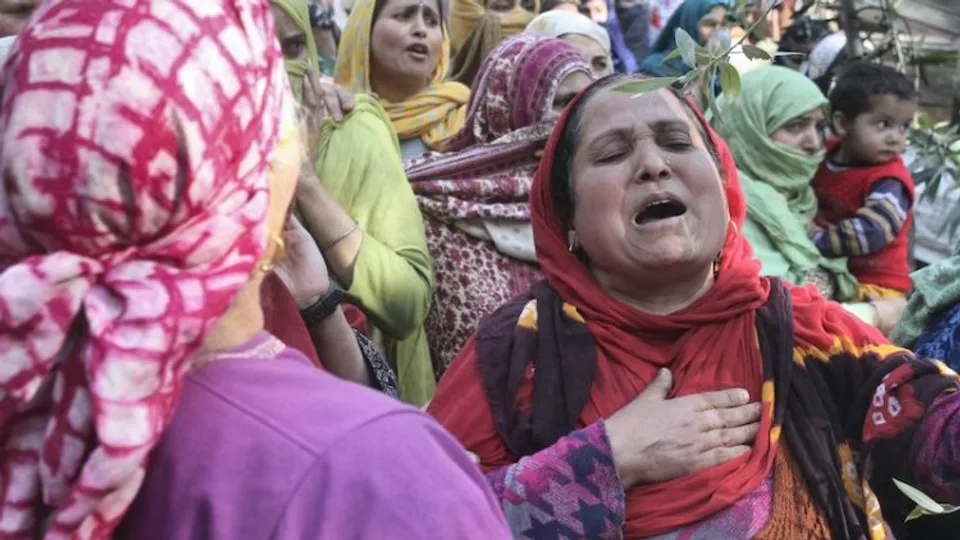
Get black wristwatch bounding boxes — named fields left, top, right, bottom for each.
left=300, top=282, right=344, bottom=326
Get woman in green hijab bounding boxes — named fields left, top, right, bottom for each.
left=713, top=66, right=857, bottom=299
left=272, top=0, right=319, bottom=98
left=270, top=0, right=437, bottom=405
left=713, top=66, right=903, bottom=331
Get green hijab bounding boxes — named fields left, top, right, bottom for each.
left=713, top=66, right=859, bottom=301
left=892, top=255, right=960, bottom=347
left=272, top=0, right=318, bottom=100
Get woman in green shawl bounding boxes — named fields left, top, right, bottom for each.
left=712, top=66, right=902, bottom=331
left=271, top=0, right=437, bottom=405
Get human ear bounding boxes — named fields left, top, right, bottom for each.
left=831, top=111, right=849, bottom=138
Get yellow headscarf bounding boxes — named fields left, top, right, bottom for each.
left=448, top=0, right=540, bottom=56
left=335, top=0, right=470, bottom=149
left=271, top=0, right=318, bottom=100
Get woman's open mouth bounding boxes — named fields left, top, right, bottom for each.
left=405, top=44, right=429, bottom=62
left=633, top=197, right=688, bottom=226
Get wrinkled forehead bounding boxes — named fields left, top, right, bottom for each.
left=577, top=88, right=708, bottom=146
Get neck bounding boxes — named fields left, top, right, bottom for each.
left=596, top=266, right=715, bottom=316
left=200, top=273, right=266, bottom=354
left=370, top=70, right=428, bottom=104
left=830, top=144, right=856, bottom=167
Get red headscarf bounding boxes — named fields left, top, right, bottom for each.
left=0, top=0, right=288, bottom=537
left=529, top=84, right=776, bottom=535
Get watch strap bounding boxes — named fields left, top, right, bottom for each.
left=300, top=282, right=344, bottom=326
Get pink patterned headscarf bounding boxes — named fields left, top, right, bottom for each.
left=0, top=0, right=288, bottom=537
left=442, top=34, right=590, bottom=152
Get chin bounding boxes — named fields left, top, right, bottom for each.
left=629, top=238, right=705, bottom=271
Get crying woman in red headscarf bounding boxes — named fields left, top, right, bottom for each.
left=428, top=75, right=960, bottom=539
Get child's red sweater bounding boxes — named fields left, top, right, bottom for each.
left=812, top=141, right=915, bottom=293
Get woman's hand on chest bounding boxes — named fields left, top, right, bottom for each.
left=604, top=368, right=762, bottom=488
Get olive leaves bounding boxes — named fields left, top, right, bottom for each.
left=613, top=0, right=777, bottom=123
left=893, top=478, right=960, bottom=522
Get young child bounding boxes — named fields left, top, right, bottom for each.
left=811, top=61, right=917, bottom=300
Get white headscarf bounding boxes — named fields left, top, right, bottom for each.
left=524, top=10, right=611, bottom=54
left=802, top=31, right=846, bottom=80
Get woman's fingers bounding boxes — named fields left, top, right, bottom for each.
left=709, top=421, right=760, bottom=449
left=702, top=402, right=762, bottom=430
left=697, top=445, right=752, bottom=471
left=692, top=388, right=751, bottom=410
left=636, top=368, right=672, bottom=401
left=319, top=79, right=353, bottom=122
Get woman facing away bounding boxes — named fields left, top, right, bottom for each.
left=524, top=10, right=614, bottom=79
left=336, top=0, right=470, bottom=159
left=638, top=0, right=730, bottom=77
left=428, top=75, right=960, bottom=538
left=272, top=0, right=436, bottom=404
left=405, top=33, right=593, bottom=373
left=0, top=0, right=511, bottom=537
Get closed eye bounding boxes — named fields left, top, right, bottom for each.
left=662, top=139, right=693, bottom=151
left=595, top=150, right=627, bottom=164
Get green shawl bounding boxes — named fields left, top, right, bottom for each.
left=316, top=96, right=436, bottom=405
left=892, top=255, right=960, bottom=347
left=271, top=0, right=318, bottom=99
left=713, top=66, right=859, bottom=301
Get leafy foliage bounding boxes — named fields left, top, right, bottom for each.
left=894, top=478, right=960, bottom=522
left=614, top=0, right=960, bottom=239
left=909, top=117, right=960, bottom=237
left=612, top=2, right=776, bottom=123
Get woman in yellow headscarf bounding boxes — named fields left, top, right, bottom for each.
left=336, top=0, right=470, bottom=158
left=447, top=0, right=540, bottom=86
left=271, top=0, right=437, bottom=405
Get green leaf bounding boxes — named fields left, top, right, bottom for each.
left=695, top=50, right=714, bottom=65
left=940, top=503, right=960, bottom=515
left=705, top=67, right=721, bottom=125
left=894, top=478, right=945, bottom=514
left=675, top=28, right=698, bottom=69
left=905, top=506, right=931, bottom=522
left=707, top=38, right=724, bottom=56
left=613, top=77, right=677, bottom=95
left=742, top=44, right=771, bottom=61
left=719, top=63, right=741, bottom=96
left=663, top=48, right=682, bottom=63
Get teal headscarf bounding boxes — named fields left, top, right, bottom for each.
left=892, top=256, right=960, bottom=347
left=639, top=0, right=731, bottom=76
left=713, top=65, right=859, bottom=301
